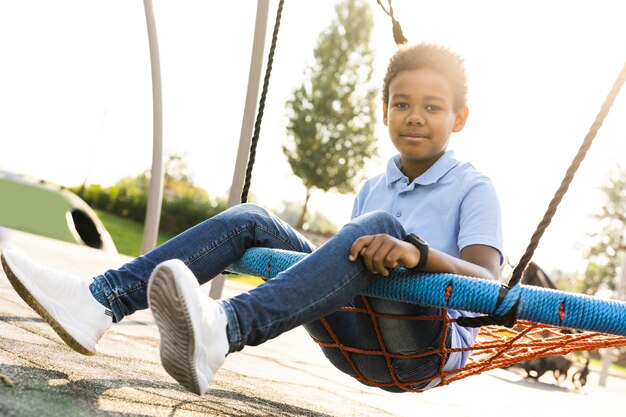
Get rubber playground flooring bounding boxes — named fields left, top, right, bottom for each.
left=0, top=228, right=624, bottom=416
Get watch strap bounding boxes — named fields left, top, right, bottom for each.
left=403, top=233, right=429, bottom=271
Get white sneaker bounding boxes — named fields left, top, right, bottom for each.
left=148, top=259, right=229, bottom=395
left=0, top=247, right=112, bottom=355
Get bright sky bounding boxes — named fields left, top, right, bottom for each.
left=1, top=1, right=625, bottom=274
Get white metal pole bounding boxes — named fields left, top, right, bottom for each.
left=209, top=0, right=270, bottom=299
left=141, top=0, right=164, bottom=255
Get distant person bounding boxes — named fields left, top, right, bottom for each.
left=1, top=43, right=502, bottom=394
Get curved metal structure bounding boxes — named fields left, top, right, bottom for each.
left=141, top=0, right=165, bottom=255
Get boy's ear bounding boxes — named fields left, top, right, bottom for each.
left=452, top=107, right=469, bottom=132
left=382, top=103, right=389, bottom=126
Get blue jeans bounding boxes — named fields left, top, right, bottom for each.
left=94, top=203, right=446, bottom=392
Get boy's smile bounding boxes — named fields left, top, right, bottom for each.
left=383, top=68, right=468, bottom=181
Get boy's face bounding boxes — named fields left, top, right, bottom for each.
left=383, top=68, right=468, bottom=179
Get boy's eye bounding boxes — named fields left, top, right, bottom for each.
left=393, top=103, right=409, bottom=109
left=425, top=105, right=441, bottom=112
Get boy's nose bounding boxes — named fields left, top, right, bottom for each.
left=406, top=112, right=425, bottom=126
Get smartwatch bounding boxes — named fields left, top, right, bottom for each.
left=403, top=233, right=429, bottom=271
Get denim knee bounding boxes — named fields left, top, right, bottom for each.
left=349, top=210, right=405, bottom=237
left=227, top=202, right=271, bottom=219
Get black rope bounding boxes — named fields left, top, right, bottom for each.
left=240, top=0, right=285, bottom=203
left=456, top=284, right=519, bottom=328
left=376, top=0, right=407, bottom=45
left=466, top=61, right=626, bottom=328
left=507, top=61, right=626, bottom=288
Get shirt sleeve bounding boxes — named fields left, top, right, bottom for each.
left=457, top=176, right=504, bottom=264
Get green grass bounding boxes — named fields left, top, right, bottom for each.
left=95, top=210, right=175, bottom=258
left=96, top=210, right=262, bottom=287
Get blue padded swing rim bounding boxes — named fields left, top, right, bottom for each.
left=227, top=247, right=626, bottom=337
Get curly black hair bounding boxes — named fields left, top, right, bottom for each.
left=382, top=43, right=468, bottom=111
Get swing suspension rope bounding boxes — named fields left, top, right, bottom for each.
left=230, top=0, right=626, bottom=391
left=463, top=57, right=626, bottom=328
left=240, top=0, right=285, bottom=204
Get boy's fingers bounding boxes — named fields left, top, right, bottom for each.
left=385, top=246, right=404, bottom=268
left=374, top=240, right=400, bottom=276
left=349, top=235, right=374, bottom=260
left=350, top=235, right=406, bottom=277
left=359, top=237, right=385, bottom=267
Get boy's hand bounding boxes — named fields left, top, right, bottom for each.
left=348, top=234, right=420, bottom=276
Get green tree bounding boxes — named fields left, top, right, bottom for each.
left=283, top=0, right=377, bottom=229
left=582, top=167, right=626, bottom=296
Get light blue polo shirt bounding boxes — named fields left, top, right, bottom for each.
left=351, top=150, right=503, bottom=378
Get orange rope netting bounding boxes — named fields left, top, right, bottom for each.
left=311, top=296, right=626, bottom=392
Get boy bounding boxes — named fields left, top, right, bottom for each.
left=1, top=43, right=502, bottom=394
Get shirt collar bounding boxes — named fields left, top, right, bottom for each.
left=385, top=150, right=460, bottom=187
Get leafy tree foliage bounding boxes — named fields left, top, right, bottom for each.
left=582, top=167, right=626, bottom=296
left=284, top=0, right=377, bottom=228
left=75, top=153, right=226, bottom=236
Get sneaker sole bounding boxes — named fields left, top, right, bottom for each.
left=1, top=254, right=93, bottom=356
left=149, top=265, right=205, bottom=395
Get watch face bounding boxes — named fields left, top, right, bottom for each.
left=406, top=233, right=427, bottom=247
